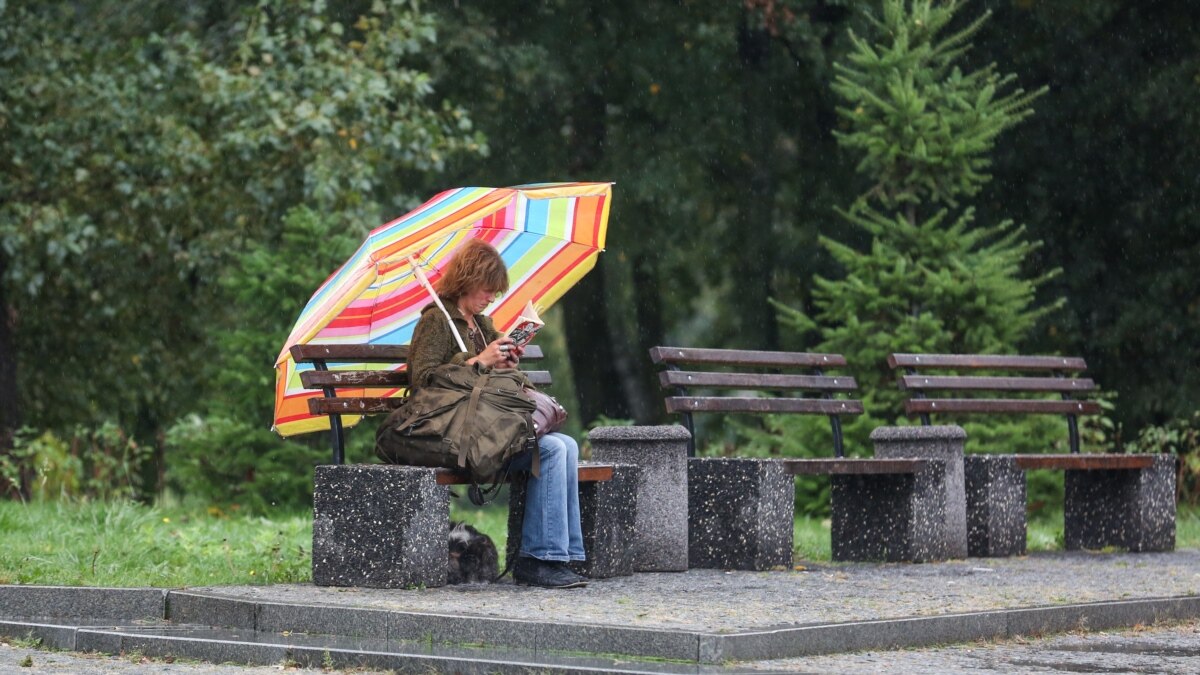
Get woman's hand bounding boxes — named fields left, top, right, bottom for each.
left=469, top=337, right=516, bottom=368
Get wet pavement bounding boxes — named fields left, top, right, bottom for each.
left=4, top=618, right=1199, bottom=673
left=196, top=550, right=1200, bottom=632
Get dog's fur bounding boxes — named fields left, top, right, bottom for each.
left=447, top=521, right=498, bottom=584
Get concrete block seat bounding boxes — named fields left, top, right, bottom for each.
left=313, top=463, right=634, bottom=588
left=647, top=346, right=968, bottom=569
left=888, top=352, right=1176, bottom=556
left=587, top=424, right=691, bottom=572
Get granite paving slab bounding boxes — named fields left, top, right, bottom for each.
left=744, top=617, right=1200, bottom=673
left=191, top=550, right=1200, bottom=633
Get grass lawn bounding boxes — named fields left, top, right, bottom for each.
left=1, top=499, right=1197, bottom=587
left=0, top=500, right=312, bottom=587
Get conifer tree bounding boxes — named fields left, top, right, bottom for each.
left=746, top=0, right=1060, bottom=466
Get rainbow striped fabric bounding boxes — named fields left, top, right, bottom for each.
left=272, top=182, right=613, bottom=437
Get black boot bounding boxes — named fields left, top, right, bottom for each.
left=513, top=557, right=588, bottom=589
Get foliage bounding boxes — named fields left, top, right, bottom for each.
left=759, top=0, right=1059, bottom=459
left=977, top=0, right=1200, bottom=433
left=832, top=0, right=1043, bottom=209
left=163, top=415, right=322, bottom=514
left=0, top=499, right=310, bottom=587
left=0, top=424, right=153, bottom=502
left=0, top=0, right=485, bottom=496
left=1128, top=411, right=1200, bottom=505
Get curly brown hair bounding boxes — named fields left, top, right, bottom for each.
left=435, top=238, right=510, bottom=302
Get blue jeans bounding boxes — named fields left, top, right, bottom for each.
left=507, top=432, right=585, bottom=562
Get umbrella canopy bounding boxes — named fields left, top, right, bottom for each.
left=273, top=182, right=613, bottom=437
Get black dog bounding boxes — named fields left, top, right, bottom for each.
left=447, top=521, right=498, bottom=584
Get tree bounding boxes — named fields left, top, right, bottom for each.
left=0, top=0, right=485, bottom=498
left=757, top=0, right=1059, bottom=458
left=973, top=0, right=1200, bottom=435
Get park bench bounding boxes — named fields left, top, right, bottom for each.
left=888, top=353, right=1175, bottom=556
left=291, top=344, right=635, bottom=587
left=648, top=346, right=968, bottom=568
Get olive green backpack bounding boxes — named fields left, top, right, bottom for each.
left=375, top=362, right=538, bottom=500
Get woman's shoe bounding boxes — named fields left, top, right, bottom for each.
left=513, top=557, right=587, bottom=588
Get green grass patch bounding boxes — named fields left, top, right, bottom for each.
left=0, top=500, right=310, bottom=587
left=2, top=499, right=1196, bottom=587
left=793, top=516, right=832, bottom=562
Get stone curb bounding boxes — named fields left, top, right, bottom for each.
left=3, top=586, right=1200, bottom=664
left=0, top=585, right=166, bottom=620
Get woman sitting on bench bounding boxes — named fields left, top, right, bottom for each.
left=381, top=239, right=587, bottom=589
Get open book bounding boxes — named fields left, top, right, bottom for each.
left=506, top=301, right=545, bottom=348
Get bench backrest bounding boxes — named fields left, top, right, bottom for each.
left=887, top=353, right=1101, bottom=454
left=291, top=343, right=550, bottom=464
left=649, top=346, right=863, bottom=457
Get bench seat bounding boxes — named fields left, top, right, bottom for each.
left=889, top=352, right=1176, bottom=556
left=651, top=346, right=968, bottom=567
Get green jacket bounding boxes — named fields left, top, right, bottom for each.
left=407, top=300, right=502, bottom=390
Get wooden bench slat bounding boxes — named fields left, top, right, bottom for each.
left=650, top=346, right=847, bottom=369
left=888, top=353, right=1088, bottom=371
left=309, top=397, right=405, bottom=415
left=302, top=370, right=409, bottom=388
left=899, top=375, right=1096, bottom=393
left=658, top=371, right=857, bottom=392
left=293, top=343, right=544, bottom=363
left=435, top=464, right=613, bottom=485
left=292, top=344, right=410, bottom=362
left=665, top=396, right=864, bottom=416
left=1014, top=454, right=1153, bottom=471
left=301, top=369, right=553, bottom=389
left=906, top=399, right=1102, bottom=416
left=781, top=458, right=931, bottom=475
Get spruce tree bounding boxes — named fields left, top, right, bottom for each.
left=745, top=0, right=1061, bottom=468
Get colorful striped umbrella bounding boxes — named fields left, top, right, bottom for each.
left=272, top=182, right=613, bottom=437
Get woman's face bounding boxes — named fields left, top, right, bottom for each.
left=460, top=286, right=499, bottom=315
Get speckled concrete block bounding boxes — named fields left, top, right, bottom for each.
left=506, top=463, right=639, bottom=578
left=688, top=458, right=793, bottom=570
left=830, top=460, right=949, bottom=562
left=963, top=455, right=1027, bottom=557
left=871, top=425, right=969, bottom=559
left=588, top=425, right=690, bottom=572
left=1065, top=454, right=1177, bottom=552
left=312, top=465, right=449, bottom=589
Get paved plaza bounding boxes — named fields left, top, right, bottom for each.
left=2, top=550, right=1199, bottom=672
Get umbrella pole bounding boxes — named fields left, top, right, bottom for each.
left=409, top=256, right=467, bottom=353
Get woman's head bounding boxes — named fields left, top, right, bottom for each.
left=436, top=239, right=510, bottom=310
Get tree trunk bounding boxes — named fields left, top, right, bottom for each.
left=733, top=15, right=780, bottom=351
left=558, top=31, right=636, bottom=425
left=563, top=261, right=630, bottom=425
left=629, top=251, right=665, bottom=423
left=0, top=253, right=26, bottom=500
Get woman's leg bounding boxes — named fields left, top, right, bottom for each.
left=513, top=434, right=571, bottom=560
left=550, top=432, right=586, bottom=561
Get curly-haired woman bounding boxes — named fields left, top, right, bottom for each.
left=387, top=239, right=586, bottom=589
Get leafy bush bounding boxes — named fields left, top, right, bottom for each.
left=0, top=423, right=152, bottom=502
left=1128, top=410, right=1200, bottom=505
left=164, top=415, right=324, bottom=514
